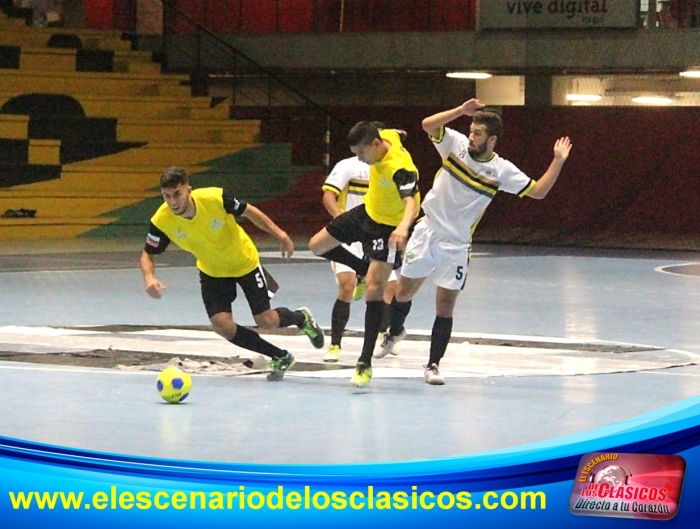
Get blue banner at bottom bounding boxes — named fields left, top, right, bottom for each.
left=3, top=397, right=700, bottom=528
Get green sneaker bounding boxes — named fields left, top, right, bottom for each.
left=349, top=362, right=372, bottom=388
left=267, top=351, right=296, bottom=381
left=323, top=344, right=341, bottom=363
left=297, top=307, right=324, bottom=349
left=352, top=275, right=367, bottom=301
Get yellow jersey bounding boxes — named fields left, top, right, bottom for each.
left=148, top=187, right=259, bottom=278
left=364, top=128, right=420, bottom=226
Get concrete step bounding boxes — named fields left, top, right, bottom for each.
left=6, top=47, right=161, bottom=75
left=0, top=192, right=156, bottom=213
left=0, top=216, right=118, bottom=240
left=0, top=69, right=191, bottom=97
left=0, top=15, right=28, bottom=30
left=57, top=141, right=258, bottom=167
left=0, top=114, right=28, bottom=139
left=0, top=92, right=231, bottom=120
left=1, top=114, right=259, bottom=144
left=116, top=118, right=260, bottom=143
left=0, top=27, right=132, bottom=52
left=1, top=164, right=246, bottom=192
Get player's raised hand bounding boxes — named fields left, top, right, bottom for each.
left=553, top=136, right=572, bottom=161
left=461, top=99, right=485, bottom=116
left=145, top=277, right=166, bottom=299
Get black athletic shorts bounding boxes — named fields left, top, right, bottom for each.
left=326, top=204, right=404, bottom=265
left=199, top=265, right=273, bottom=318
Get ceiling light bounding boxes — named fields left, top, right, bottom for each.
left=566, top=94, right=602, bottom=102
left=446, top=72, right=492, bottom=79
left=631, top=96, right=673, bottom=105
left=679, top=70, right=700, bottom=78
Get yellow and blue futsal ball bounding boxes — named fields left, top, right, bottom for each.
left=156, top=366, right=192, bottom=404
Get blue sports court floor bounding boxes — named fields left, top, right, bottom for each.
left=0, top=238, right=699, bottom=464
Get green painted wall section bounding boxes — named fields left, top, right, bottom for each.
left=82, top=143, right=319, bottom=238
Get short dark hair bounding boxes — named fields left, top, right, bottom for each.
left=472, top=111, right=503, bottom=144
left=347, top=121, right=381, bottom=147
left=160, top=166, right=189, bottom=189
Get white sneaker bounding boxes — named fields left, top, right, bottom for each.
left=375, top=328, right=407, bottom=359
left=424, top=363, right=445, bottom=385
left=375, top=332, right=401, bottom=356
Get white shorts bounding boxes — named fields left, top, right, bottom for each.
left=332, top=241, right=398, bottom=282
left=401, top=221, right=469, bottom=290
left=331, top=241, right=364, bottom=276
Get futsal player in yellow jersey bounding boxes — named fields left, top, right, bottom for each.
left=140, top=167, right=324, bottom=381
left=309, top=122, right=420, bottom=387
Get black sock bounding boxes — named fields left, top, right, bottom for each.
left=331, top=299, right=350, bottom=346
left=389, top=297, right=412, bottom=336
left=321, top=247, right=369, bottom=276
left=275, top=307, right=305, bottom=328
left=379, top=302, right=391, bottom=333
left=358, top=301, right=384, bottom=365
left=429, top=316, right=453, bottom=366
left=229, top=326, right=286, bottom=359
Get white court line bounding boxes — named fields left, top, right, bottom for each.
left=655, top=262, right=700, bottom=278
left=641, top=370, right=700, bottom=377
left=0, top=326, right=107, bottom=336
left=0, top=265, right=146, bottom=275
left=347, top=327, right=637, bottom=346
left=0, top=362, right=156, bottom=375
left=286, top=368, right=489, bottom=379
left=259, top=250, right=324, bottom=260
left=0, top=325, right=673, bottom=352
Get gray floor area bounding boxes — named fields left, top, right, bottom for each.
left=1, top=240, right=699, bottom=464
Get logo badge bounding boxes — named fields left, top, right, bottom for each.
left=569, top=452, right=685, bottom=521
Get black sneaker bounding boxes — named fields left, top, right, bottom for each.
left=297, top=307, right=324, bottom=349
left=267, top=351, right=296, bottom=381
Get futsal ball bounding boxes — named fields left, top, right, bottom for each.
left=156, top=366, right=192, bottom=404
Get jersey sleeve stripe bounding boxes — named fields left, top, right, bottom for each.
left=322, top=183, right=341, bottom=194
left=517, top=179, right=537, bottom=197
left=430, top=125, right=446, bottom=143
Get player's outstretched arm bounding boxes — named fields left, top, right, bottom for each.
left=140, top=250, right=166, bottom=298
left=242, top=204, right=294, bottom=259
left=422, top=99, right=485, bottom=137
left=322, top=190, right=343, bottom=218
left=389, top=195, right=419, bottom=253
left=527, top=136, right=573, bottom=200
